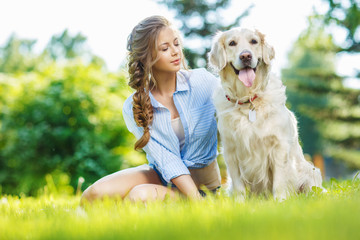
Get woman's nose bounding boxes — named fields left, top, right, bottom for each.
left=171, top=46, right=179, bottom=55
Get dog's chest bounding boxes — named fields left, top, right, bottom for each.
left=218, top=105, right=269, bottom=136
left=218, top=105, right=278, bottom=179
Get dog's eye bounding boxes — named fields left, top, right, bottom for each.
left=251, top=39, right=258, bottom=44
left=229, top=41, right=237, bottom=46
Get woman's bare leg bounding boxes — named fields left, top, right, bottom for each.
left=127, top=184, right=179, bottom=202
left=80, top=164, right=166, bottom=205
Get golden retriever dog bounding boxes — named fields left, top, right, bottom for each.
left=208, top=28, right=323, bottom=201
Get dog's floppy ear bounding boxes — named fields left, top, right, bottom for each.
left=256, top=30, right=275, bottom=65
left=208, top=32, right=227, bottom=70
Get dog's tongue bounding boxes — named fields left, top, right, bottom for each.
left=238, top=68, right=255, bottom=87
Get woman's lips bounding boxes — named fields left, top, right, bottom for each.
left=171, top=59, right=181, bottom=65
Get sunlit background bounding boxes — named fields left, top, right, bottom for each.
left=0, top=0, right=359, bottom=196
left=1, top=0, right=359, bottom=85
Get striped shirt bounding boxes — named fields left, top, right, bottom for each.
left=122, top=68, right=220, bottom=183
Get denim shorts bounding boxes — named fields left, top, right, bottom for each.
left=151, top=165, right=177, bottom=188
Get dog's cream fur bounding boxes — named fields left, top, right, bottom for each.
left=209, top=28, right=323, bottom=200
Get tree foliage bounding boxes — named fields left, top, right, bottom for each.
left=46, top=30, right=87, bottom=60
left=282, top=15, right=360, bottom=168
left=321, top=0, right=360, bottom=167
left=0, top=31, right=141, bottom=196
left=0, top=35, right=38, bottom=73
left=157, top=0, right=253, bottom=68
left=323, top=0, right=360, bottom=53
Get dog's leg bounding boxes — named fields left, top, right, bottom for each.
left=297, top=156, right=324, bottom=193
left=272, top=163, right=290, bottom=201
left=225, top=153, right=246, bottom=202
left=291, top=142, right=325, bottom=193
left=298, top=162, right=324, bottom=192
left=271, top=146, right=296, bottom=201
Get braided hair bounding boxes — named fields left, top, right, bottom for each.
left=126, top=16, right=171, bottom=150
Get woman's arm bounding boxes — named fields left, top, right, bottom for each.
left=123, top=100, right=201, bottom=199
left=171, top=175, right=202, bottom=200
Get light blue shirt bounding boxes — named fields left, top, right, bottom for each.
left=122, top=68, right=220, bottom=183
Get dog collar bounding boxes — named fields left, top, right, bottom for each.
left=225, top=95, right=258, bottom=105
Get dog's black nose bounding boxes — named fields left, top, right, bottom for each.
left=240, top=51, right=252, bottom=65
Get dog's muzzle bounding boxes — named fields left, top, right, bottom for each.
left=240, top=50, right=252, bottom=67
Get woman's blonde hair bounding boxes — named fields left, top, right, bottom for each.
left=126, top=15, right=186, bottom=150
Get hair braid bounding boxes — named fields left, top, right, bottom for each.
left=128, top=59, right=154, bottom=150
left=126, top=16, right=186, bottom=150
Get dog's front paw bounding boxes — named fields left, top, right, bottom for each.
left=273, top=191, right=288, bottom=202
left=227, top=185, right=246, bottom=202
left=229, top=188, right=246, bottom=203
left=234, top=193, right=246, bottom=203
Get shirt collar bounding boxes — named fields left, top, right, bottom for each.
left=149, top=91, right=162, bottom=108
left=149, top=70, right=190, bottom=109
left=175, top=70, right=190, bottom=92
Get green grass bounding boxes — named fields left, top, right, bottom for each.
left=1, top=178, right=359, bottom=240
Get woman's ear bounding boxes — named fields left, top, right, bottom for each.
left=208, top=32, right=227, bottom=70
left=256, top=30, right=275, bottom=65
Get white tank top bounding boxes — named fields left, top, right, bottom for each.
left=171, top=117, right=185, bottom=150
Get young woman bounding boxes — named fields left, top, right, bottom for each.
left=80, top=15, right=221, bottom=204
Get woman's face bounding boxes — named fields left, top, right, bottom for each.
left=152, top=27, right=182, bottom=75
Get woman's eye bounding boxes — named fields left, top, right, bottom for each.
left=162, top=48, right=168, bottom=51
left=251, top=39, right=258, bottom=44
left=229, top=41, right=236, bottom=46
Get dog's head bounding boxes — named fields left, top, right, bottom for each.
left=209, top=28, right=274, bottom=92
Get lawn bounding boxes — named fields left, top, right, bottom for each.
left=0, top=177, right=359, bottom=240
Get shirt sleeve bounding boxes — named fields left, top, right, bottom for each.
left=122, top=98, right=190, bottom=183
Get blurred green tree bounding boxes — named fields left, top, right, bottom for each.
left=0, top=35, right=38, bottom=73
left=46, top=29, right=87, bottom=60
left=282, top=15, right=360, bottom=168
left=157, top=0, right=253, bottom=68
left=0, top=32, right=141, bottom=196
left=322, top=0, right=360, bottom=167
left=0, top=62, right=135, bottom=195
left=323, top=0, right=360, bottom=53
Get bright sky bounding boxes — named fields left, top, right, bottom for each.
left=1, top=0, right=359, bottom=88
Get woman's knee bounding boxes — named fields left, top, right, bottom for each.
left=127, top=185, right=150, bottom=202
left=127, top=184, right=176, bottom=202
left=80, top=183, right=107, bottom=204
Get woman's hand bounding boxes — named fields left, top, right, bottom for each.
left=171, top=175, right=202, bottom=200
